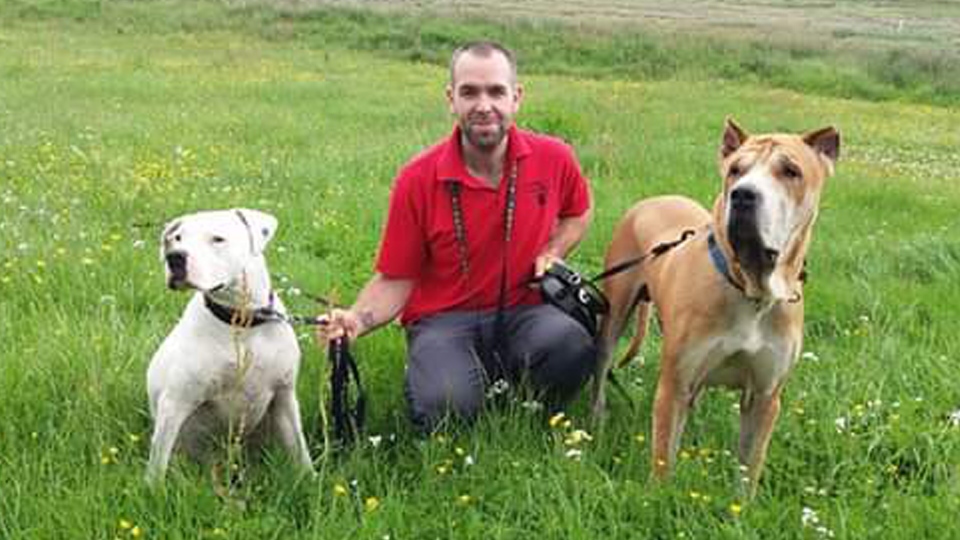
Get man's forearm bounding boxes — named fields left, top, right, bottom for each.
left=543, top=210, right=592, bottom=258
left=350, top=273, right=415, bottom=336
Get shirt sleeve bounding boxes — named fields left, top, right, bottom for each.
left=558, top=145, right=591, bottom=218
left=375, top=172, right=426, bottom=279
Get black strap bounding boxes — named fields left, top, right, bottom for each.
left=329, top=336, right=365, bottom=445
left=589, top=229, right=697, bottom=283
left=203, top=294, right=278, bottom=327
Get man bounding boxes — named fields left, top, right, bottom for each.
left=318, top=41, right=595, bottom=432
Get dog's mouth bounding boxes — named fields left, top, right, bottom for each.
left=165, top=251, right=191, bottom=290
left=727, top=211, right=778, bottom=279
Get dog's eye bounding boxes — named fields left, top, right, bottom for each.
left=211, top=236, right=226, bottom=244
left=782, top=163, right=802, bottom=180
left=728, top=164, right=742, bottom=178
left=173, top=234, right=182, bottom=242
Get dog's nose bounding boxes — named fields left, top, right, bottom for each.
left=730, top=186, right=760, bottom=210
left=165, top=251, right=187, bottom=273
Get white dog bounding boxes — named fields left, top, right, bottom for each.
left=146, top=208, right=312, bottom=482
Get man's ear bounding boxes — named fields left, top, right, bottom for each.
left=446, top=84, right=455, bottom=114
left=802, top=126, right=841, bottom=172
left=720, top=117, right=749, bottom=159
left=158, top=218, right=182, bottom=261
left=234, top=208, right=277, bottom=255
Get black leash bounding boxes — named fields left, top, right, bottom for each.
left=588, top=229, right=697, bottom=283
left=329, top=336, right=366, bottom=445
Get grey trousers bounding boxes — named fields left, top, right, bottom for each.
left=403, top=304, right=596, bottom=432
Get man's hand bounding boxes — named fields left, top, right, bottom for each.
left=534, top=252, right=563, bottom=280
left=315, top=308, right=365, bottom=344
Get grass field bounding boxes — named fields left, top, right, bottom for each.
left=1, top=0, right=959, bottom=538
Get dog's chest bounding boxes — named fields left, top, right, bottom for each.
left=687, top=303, right=797, bottom=393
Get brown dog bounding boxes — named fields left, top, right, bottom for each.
left=592, top=119, right=839, bottom=496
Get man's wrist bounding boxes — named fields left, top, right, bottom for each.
left=354, top=308, right=377, bottom=336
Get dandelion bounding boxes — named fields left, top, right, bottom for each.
left=689, top=490, right=701, bottom=500
left=333, top=483, right=348, bottom=497
left=548, top=412, right=566, bottom=429
left=679, top=450, right=692, bottom=460
left=454, top=446, right=466, bottom=456
left=634, top=433, right=646, bottom=444
left=729, top=503, right=742, bottom=517
left=364, top=496, right=380, bottom=512
left=564, top=429, right=592, bottom=446
left=119, top=519, right=133, bottom=530
left=128, top=434, right=141, bottom=443
left=457, top=494, right=474, bottom=505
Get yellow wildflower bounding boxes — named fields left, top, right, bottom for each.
left=548, top=412, right=566, bottom=428
left=333, top=483, right=348, bottom=497
left=729, top=503, right=742, bottom=516
left=364, top=497, right=380, bottom=512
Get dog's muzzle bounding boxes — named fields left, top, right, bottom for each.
left=165, top=251, right=189, bottom=289
left=727, top=187, right=778, bottom=277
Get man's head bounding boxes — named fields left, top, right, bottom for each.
left=447, top=41, right=523, bottom=152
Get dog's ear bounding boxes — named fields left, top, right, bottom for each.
left=235, top=209, right=278, bottom=255
left=720, top=117, right=749, bottom=159
left=158, top=218, right=182, bottom=261
left=802, top=126, right=840, bottom=173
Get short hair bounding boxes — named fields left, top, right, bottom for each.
left=449, top=41, right=518, bottom=85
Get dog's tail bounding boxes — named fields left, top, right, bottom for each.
left=617, top=295, right=651, bottom=368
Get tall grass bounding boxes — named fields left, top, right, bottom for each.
left=0, top=0, right=958, bottom=538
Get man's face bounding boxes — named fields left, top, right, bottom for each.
left=447, top=51, right=523, bottom=151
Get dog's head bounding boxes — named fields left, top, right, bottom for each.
left=159, top=208, right=278, bottom=293
left=713, top=118, right=840, bottom=300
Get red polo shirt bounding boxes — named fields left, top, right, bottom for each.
left=376, top=125, right=591, bottom=324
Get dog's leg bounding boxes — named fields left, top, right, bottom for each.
left=270, top=388, right=314, bottom=472
left=591, top=276, right=647, bottom=421
left=738, top=387, right=782, bottom=499
left=650, top=363, right=690, bottom=481
left=146, top=394, right=195, bottom=484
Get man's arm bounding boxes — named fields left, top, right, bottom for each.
left=535, top=208, right=593, bottom=277
left=317, top=273, right=415, bottom=342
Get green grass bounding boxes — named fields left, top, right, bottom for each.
left=1, top=1, right=959, bottom=538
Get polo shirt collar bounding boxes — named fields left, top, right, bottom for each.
left=436, top=124, right=533, bottom=187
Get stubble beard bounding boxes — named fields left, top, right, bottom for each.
left=462, top=119, right=507, bottom=152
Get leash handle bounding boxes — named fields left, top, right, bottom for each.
left=328, top=336, right=366, bottom=446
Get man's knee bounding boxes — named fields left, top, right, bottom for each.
left=405, top=373, right=483, bottom=432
